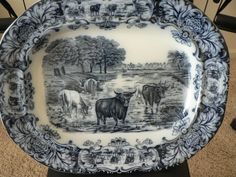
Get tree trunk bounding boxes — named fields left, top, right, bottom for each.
left=79, top=63, right=85, bottom=73
left=90, top=64, right=93, bottom=73
left=54, top=68, right=61, bottom=76
left=99, top=64, right=102, bottom=74
left=104, top=57, right=107, bottom=74
left=61, top=66, right=66, bottom=75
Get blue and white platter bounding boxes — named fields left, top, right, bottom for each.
left=0, top=0, right=229, bottom=174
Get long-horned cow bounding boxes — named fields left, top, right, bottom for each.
left=59, top=89, right=89, bottom=118
left=95, top=90, right=136, bottom=126
left=142, top=82, right=169, bottom=114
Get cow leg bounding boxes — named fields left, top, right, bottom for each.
left=122, top=118, right=125, bottom=125
left=144, top=99, right=148, bottom=113
left=140, top=95, right=144, bottom=104
left=149, top=96, right=154, bottom=114
left=69, top=106, right=73, bottom=118
left=103, top=117, right=106, bottom=125
left=80, top=107, right=85, bottom=119
left=97, top=117, right=101, bottom=125
left=64, top=104, right=67, bottom=114
left=151, top=105, right=154, bottom=114
left=82, top=110, right=86, bottom=119
left=138, top=95, right=144, bottom=104
left=75, top=106, right=78, bottom=119
left=156, top=101, right=160, bottom=114
left=114, top=118, right=118, bottom=127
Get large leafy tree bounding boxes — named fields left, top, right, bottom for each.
left=44, top=35, right=126, bottom=75
left=167, top=51, right=189, bottom=70
left=44, top=38, right=78, bottom=76
left=97, top=36, right=126, bottom=74
left=167, top=50, right=191, bottom=81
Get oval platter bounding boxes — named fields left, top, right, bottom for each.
left=0, top=0, right=229, bottom=174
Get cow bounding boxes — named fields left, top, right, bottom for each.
left=135, top=83, right=158, bottom=104
left=107, top=4, right=117, bottom=16
left=135, top=84, right=144, bottom=104
left=90, top=4, right=101, bottom=16
left=95, top=90, right=136, bottom=126
left=83, top=78, right=99, bottom=96
left=59, top=89, right=89, bottom=118
left=142, top=82, right=168, bottom=114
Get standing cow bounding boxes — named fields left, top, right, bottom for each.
left=107, top=4, right=117, bottom=16
left=142, top=83, right=168, bottom=114
left=83, top=78, right=99, bottom=96
left=95, top=90, right=136, bottom=126
left=90, top=4, right=101, bottom=16
left=135, top=84, right=144, bottom=104
left=135, top=83, right=158, bottom=104
left=59, top=89, right=89, bottom=119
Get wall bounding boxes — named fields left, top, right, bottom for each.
left=0, top=0, right=236, bottom=58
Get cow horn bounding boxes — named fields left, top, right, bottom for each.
left=114, top=90, right=120, bottom=94
left=131, top=89, right=137, bottom=94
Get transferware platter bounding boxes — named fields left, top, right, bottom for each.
left=0, top=0, right=229, bottom=174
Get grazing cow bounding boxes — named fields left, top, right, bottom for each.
left=107, top=4, right=117, bottom=16
left=142, top=83, right=168, bottom=114
left=90, top=4, right=101, bottom=16
left=59, top=89, right=89, bottom=118
left=83, top=78, right=99, bottom=96
left=95, top=90, right=136, bottom=126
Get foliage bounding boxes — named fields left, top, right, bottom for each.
left=167, top=50, right=191, bottom=74
left=44, top=35, right=126, bottom=74
left=123, top=62, right=167, bottom=70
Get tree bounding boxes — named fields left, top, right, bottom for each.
left=167, top=50, right=191, bottom=75
left=44, top=35, right=126, bottom=75
left=133, top=0, right=153, bottom=20
left=128, top=63, right=135, bottom=69
left=96, top=36, right=126, bottom=74
left=73, top=36, right=92, bottom=73
left=44, top=39, right=77, bottom=76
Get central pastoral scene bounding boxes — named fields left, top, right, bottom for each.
left=42, top=27, right=192, bottom=133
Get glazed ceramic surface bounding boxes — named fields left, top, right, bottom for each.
left=0, top=0, right=229, bottom=174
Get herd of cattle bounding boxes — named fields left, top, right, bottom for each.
left=58, top=78, right=170, bottom=126
left=65, top=0, right=151, bottom=18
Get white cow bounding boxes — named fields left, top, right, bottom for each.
left=59, top=89, right=89, bottom=118
left=83, top=78, right=99, bottom=96
left=135, top=84, right=144, bottom=104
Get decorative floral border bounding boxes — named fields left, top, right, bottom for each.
left=0, top=0, right=229, bottom=174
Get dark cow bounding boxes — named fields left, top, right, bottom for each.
left=90, top=4, right=101, bottom=16
left=107, top=4, right=117, bottom=16
left=95, top=90, right=136, bottom=126
left=142, top=82, right=168, bottom=114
